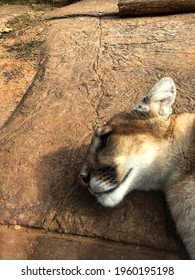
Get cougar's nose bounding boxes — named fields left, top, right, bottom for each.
left=78, top=174, right=90, bottom=189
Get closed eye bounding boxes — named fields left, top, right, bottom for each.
left=97, top=132, right=111, bottom=152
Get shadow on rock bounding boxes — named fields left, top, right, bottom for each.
left=34, top=144, right=96, bottom=226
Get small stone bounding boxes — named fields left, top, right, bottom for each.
left=14, top=225, right=21, bottom=230
left=1, top=27, right=13, bottom=34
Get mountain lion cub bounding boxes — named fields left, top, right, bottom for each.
left=79, top=77, right=195, bottom=259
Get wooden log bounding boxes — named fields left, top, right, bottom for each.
left=118, top=0, right=195, bottom=16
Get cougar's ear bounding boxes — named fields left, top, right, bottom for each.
left=135, top=77, right=176, bottom=118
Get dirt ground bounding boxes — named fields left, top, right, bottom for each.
left=0, top=3, right=52, bottom=128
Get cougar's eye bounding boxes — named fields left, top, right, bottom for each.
left=97, top=132, right=111, bottom=152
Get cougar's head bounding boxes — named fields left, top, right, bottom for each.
left=79, top=78, right=176, bottom=207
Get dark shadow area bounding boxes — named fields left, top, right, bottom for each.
left=53, top=0, right=82, bottom=8
left=163, top=198, right=190, bottom=260
left=34, top=144, right=94, bottom=225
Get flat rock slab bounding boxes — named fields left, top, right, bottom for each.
left=0, top=1, right=194, bottom=259
left=0, top=225, right=173, bottom=260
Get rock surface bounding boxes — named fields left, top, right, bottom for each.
left=0, top=0, right=194, bottom=259
left=0, top=225, right=174, bottom=260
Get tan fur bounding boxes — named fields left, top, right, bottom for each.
left=79, top=78, right=195, bottom=259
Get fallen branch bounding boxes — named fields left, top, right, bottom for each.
left=118, top=0, right=195, bottom=16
